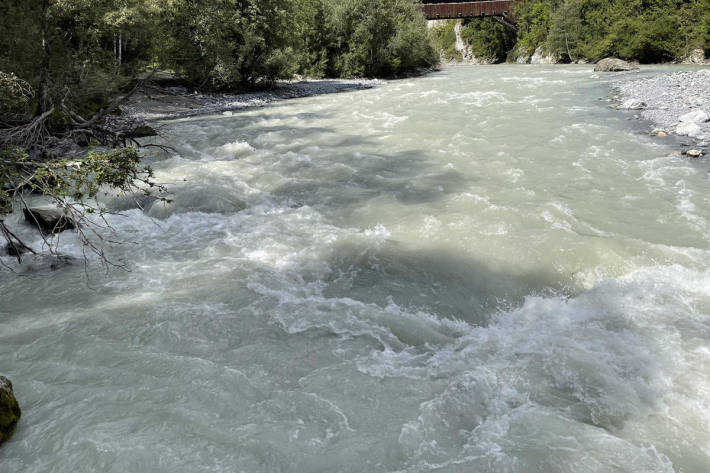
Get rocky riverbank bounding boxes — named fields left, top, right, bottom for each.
left=611, top=69, right=710, bottom=156
left=120, top=78, right=383, bottom=122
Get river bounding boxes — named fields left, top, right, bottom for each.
left=1, top=65, right=710, bottom=472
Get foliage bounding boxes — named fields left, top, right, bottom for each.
left=325, top=0, right=437, bottom=77
left=430, top=21, right=462, bottom=61
left=513, top=0, right=710, bottom=63
left=0, top=73, right=34, bottom=125
left=461, top=19, right=517, bottom=63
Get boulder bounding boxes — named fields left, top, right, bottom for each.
left=0, top=376, right=21, bottom=446
left=681, top=49, right=710, bottom=65
left=29, top=136, right=83, bottom=160
left=619, top=99, right=646, bottom=110
left=515, top=45, right=531, bottom=64
left=685, top=149, right=703, bottom=158
left=679, top=110, right=709, bottom=124
left=594, top=58, right=639, bottom=72
left=126, top=125, right=157, bottom=138
left=23, top=207, right=76, bottom=234
left=530, top=46, right=558, bottom=65
left=2, top=243, right=28, bottom=257
left=676, top=122, right=703, bottom=138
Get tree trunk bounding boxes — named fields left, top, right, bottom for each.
left=38, top=0, right=51, bottom=116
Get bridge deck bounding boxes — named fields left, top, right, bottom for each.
left=422, top=1, right=515, bottom=20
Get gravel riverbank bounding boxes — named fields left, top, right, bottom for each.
left=612, top=69, right=710, bottom=153
left=121, top=78, right=382, bottom=122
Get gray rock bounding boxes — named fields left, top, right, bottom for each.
left=515, top=45, right=531, bottom=64
left=594, top=58, right=639, bottom=72
left=126, top=125, right=157, bottom=138
left=19, top=254, right=74, bottom=272
left=2, top=243, right=28, bottom=257
left=681, top=49, right=710, bottom=65
left=619, top=99, right=646, bottom=110
left=0, top=376, right=21, bottom=446
left=678, top=110, right=709, bottom=124
left=676, top=122, right=703, bottom=138
left=23, top=207, right=76, bottom=234
left=530, top=46, right=558, bottom=65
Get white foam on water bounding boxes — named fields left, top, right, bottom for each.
left=214, top=140, right=255, bottom=158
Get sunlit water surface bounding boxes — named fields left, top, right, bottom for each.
left=2, top=65, right=710, bottom=472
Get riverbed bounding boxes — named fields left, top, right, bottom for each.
left=1, top=65, right=710, bottom=472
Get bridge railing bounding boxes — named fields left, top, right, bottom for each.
left=422, top=1, right=515, bottom=20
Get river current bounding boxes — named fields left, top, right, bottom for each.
left=2, top=65, right=710, bottom=472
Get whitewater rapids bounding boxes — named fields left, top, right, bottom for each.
left=1, top=65, right=710, bottom=472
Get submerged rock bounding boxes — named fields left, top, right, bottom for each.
left=23, top=207, right=76, bottom=234
left=594, top=58, right=639, bottom=72
left=0, top=376, right=21, bottom=446
left=19, top=254, right=74, bottom=272
left=2, top=242, right=29, bottom=257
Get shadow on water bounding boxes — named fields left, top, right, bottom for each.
left=269, top=146, right=470, bottom=214
left=318, top=240, right=570, bottom=327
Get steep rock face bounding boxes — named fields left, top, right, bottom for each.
left=594, top=58, right=639, bottom=72
left=454, top=20, right=495, bottom=65
left=681, top=49, right=710, bottom=65
left=0, top=376, right=21, bottom=446
left=514, top=45, right=531, bottom=64
left=530, top=46, right=558, bottom=64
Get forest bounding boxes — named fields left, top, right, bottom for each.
left=434, top=0, right=710, bottom=63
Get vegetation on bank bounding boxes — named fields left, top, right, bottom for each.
left=0, top=0, right=435, bottom=261
left=435, top=0, right=710, bottom=64
left=430, top=21, right=463, bottom=61
left=514, top=0, right=710, bottom=63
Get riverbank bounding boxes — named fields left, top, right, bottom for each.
left=611, top=69, right=710, bottom=155
left=119, top=78, right=384, bottom=122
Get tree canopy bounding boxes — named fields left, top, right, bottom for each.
left=513, top=0, right=710, bottom=62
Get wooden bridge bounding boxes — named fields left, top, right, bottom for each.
left=422, top=1, right=516, bottom=20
